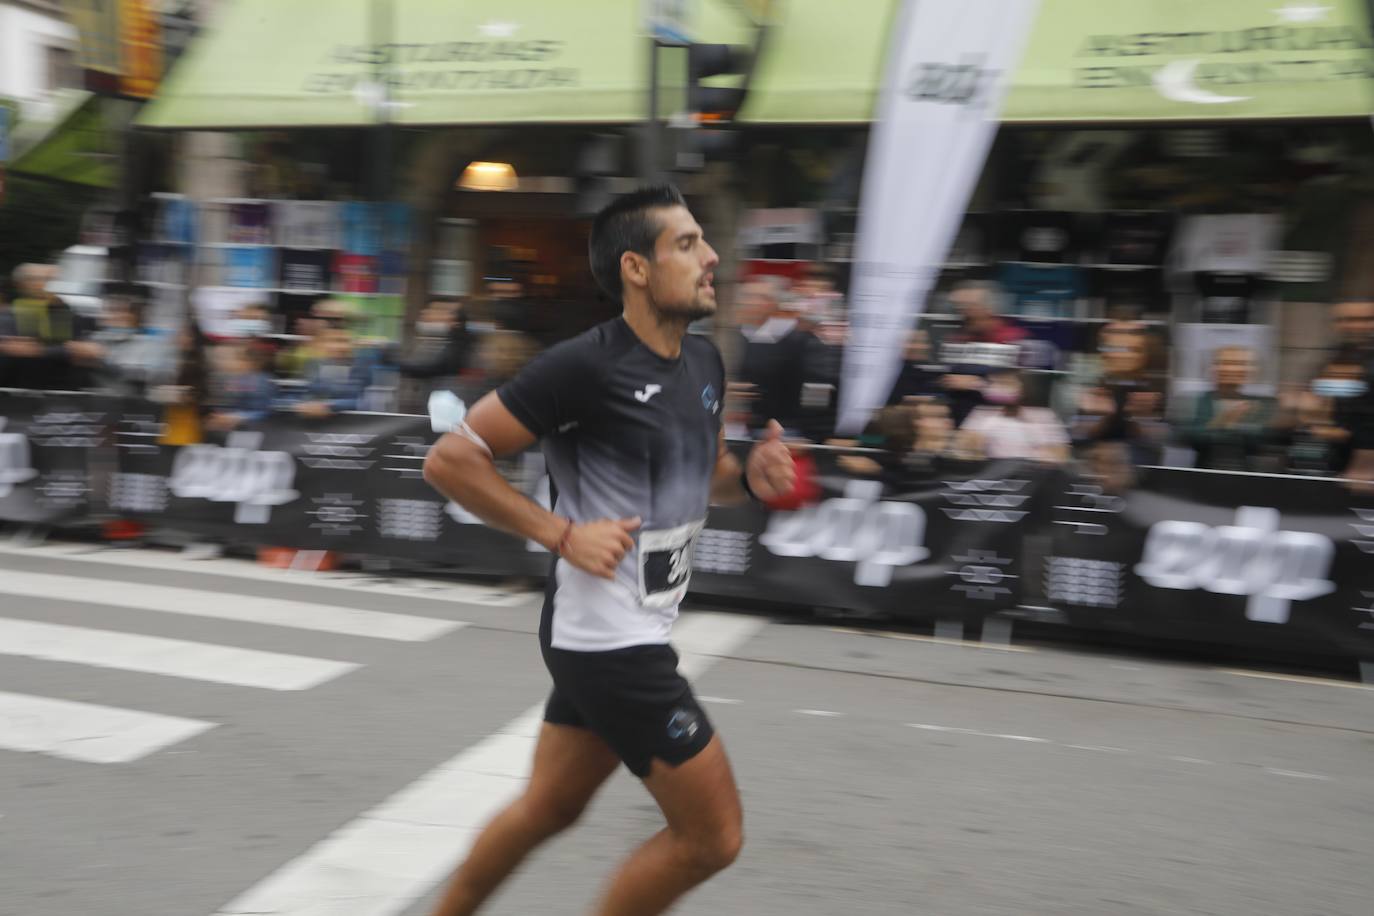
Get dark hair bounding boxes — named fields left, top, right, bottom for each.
left=588, top=184, right=686, bottom=300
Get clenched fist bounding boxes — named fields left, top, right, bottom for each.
left=561, top=516, right=641, bottom=580
left=745, top=420, right=797, bottom=503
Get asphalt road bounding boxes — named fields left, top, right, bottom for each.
left=1, top=541, right=1371, bottom=916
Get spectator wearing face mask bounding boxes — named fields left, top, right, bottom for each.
left=205, top=341, right=277, bottom=433
left=89, top=294, right=176, bottom=398
left=957, top=369, right=1070, bottom=464
left=1277, top=349, right=1368, bottom=476
left=396, top=298, right=472, bottom=413
left=1179, top=346, right=1274, bottom=472
left=1325, top=301, right=1374, bottom=487
left=294, top=326, right=368, bottom=419
left=229, top=304, right=273, bottom=340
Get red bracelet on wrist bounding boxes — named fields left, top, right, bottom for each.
left=554, top=518, right=575, bottom=557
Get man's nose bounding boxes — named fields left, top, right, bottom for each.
left=703, top=241, right=720, bottom=269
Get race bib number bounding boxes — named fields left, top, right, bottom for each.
left=638, top=520, right=705, bottom=610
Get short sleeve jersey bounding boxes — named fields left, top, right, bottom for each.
left=498, top=318, right=726, bottom=652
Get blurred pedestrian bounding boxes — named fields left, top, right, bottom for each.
left=1071, top=323, right=1168, bottom=489
left=295, top=326, right=368, bottom=418
left=1071, top=323, right=1168, bottom=463
left=153, top=321, right=213, bottom=447
left=459, top=329, right=539, bottom=405
left=396, top=298, right=473, bottom=412
left=946, top=281, right=1027, bottom=346
left=1330, top=299, right=1374, bottom=356
left=0, top=263, right=100, bottom=390
left=89, top=294, right=176, bottom=398
left=886, top=328, right=947, bottom=404
left=205, top=341, right=276, bottom=432
left=1178, top=346, right=1273, bottom=471
left=739, top=281, right=832, bottom=438
left=278, top=298, right=349, bottom=378
left=958, top=368, right=1070, bottom=464
left=1325, top=300, right=1374, bottom=487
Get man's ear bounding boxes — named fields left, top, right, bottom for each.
left=621, top=251, right=650, bottom=291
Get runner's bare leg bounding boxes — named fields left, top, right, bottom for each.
left=429, top=722, right=620, bottom=916
left=592, top=736, right=743, bottom=916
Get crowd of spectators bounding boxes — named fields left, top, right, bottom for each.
left=0, top=262, right=546, bottom=444
left=764, top=278, right=1374, bottom=488
left=4, top=257, right=1373, bottom=485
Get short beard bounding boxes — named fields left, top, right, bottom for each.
left=649, top=295, right=715, bottom=327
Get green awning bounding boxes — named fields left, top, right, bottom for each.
left=1004, top=0, right=1374, bottom=123
left=139, top=0, right=1374, bottom=130
left=139, top=0, right=749, bottom=129
left=8, top=90, right=117, bottom=187
left=742, top=0, right=1374, bottom=123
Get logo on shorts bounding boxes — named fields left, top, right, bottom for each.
left=666, top=707, right=700, bottom=742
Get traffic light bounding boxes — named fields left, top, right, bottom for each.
left=573, top=133, right=622, bottom=216
left=673, top=42, right=753, bottom=172
left=687, top=43, right=752, bottom=123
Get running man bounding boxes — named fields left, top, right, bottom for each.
left=422, top=185, right=798, bottom=915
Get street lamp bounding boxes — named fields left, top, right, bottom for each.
left=458, top=161, right=519, bottom=192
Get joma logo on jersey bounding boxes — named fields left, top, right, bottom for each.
left=759, top=480, right=929, bottom=587
left=1134, top=506, right=1335, bottom=625
left=0, top=419, right=38, bottom=499
left=169, top=432, right=300, bottom=524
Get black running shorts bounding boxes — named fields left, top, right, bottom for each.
left=541, top=642, right=714, bottom=778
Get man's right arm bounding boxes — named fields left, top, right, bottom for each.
left=423, top=392, right=565, bottom=551
left=422, top=391, right=637, bottom=579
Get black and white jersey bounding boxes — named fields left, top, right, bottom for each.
left=498, top=317, right=725, bottom=652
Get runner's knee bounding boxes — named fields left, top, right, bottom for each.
left=519, top=791, right=589, bottom=837
left=678, top=823, right=743, bottom=875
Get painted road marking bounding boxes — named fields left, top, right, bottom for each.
left=0, top=570, right=465, bottom=642
left=0, top=691, right=214, bottom=764
left=0, top=542, right=531, bottom=608
left=0, top=617, right=358, bottom=691
left=213, top=612, right=767, bottom=916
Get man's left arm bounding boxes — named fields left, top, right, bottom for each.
left=711, top=420, right=797, bottom=506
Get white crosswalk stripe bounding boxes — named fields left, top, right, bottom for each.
left=0, top=569, right=466, bottom=641
left=0, top=555, right=477, bottom=767
left=0, top=690, right=215, bottom=764
left=0, top=617, right=359, bottom=691
left=0, top=542, right=533, bottom=607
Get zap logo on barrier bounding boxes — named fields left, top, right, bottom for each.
left=1134, top=506, right=1335, bottom=625
left=168, top=431, right=299, bottom=524
left=759, top=479, right=929, bottom=587
left=0, top=418, right=38, bottom=498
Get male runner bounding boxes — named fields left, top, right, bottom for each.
left=422, top=184, right=798, bottom=915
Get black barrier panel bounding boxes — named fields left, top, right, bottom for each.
left=689, top=446, right=1061, bottom=622
left=1047, top=468, right=1374, bottom=656
left=109, top=408, right=552, bottom=577
left=5, top=389, right=1374, bottom=662
left=0, top=389, right=116, bottom=526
